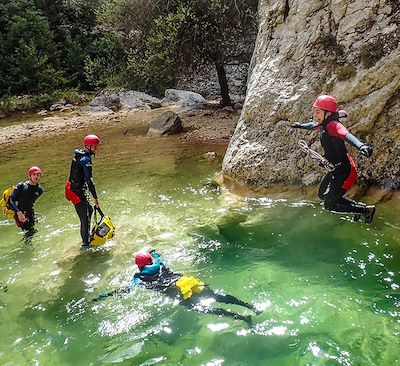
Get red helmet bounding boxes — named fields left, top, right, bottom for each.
left=28, top=166, right=42, bottom=175
left=83, top=134, right=100, bottom=146
left=135, top=252, right=153, bottom=267
left=313, top=95, right=338, bottom=112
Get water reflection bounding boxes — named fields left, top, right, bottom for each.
left=0, top=126, right=399, bottom=365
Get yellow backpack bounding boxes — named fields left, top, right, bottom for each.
left=89, top=207, right=116, bottom=247
left=175, top=276, right=205, bottom=299
left=0, top=186, right=16, bottom=219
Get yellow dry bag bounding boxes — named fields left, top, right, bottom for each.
left=90, top=207, right=116, bottom=247
left=175, top=276, right=205, bottom=299
left=0, top=186, right=16, bottom=219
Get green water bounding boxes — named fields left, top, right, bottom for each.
left=0, top=121, right=399, bottom=365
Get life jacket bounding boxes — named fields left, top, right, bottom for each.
left=89, top=207, right=116, bottom=246
left=133, top=262, right=180, bottom=290
left=69, top=149, right=87, bottom=181
left=320, top=114, right=350, bottom=167
left=0, top=186, right=16, bottom=219
left=65, top=149, right=93, bottom=205
left=68, top=149, right=91, bottom=191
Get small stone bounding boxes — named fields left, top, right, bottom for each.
left=203, top=152, right=217, bottom=161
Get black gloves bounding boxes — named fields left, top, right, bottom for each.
left=360, top=145, right=373, bottom=157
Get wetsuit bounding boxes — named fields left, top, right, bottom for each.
left=95, top=252, right=257, bottom=322
left=67, top=149, right=97, bottom=246
left=135, top=253, right=255, bottom=321
left=8, top=181, right=43, bottom=231
left=296, top=113, right=369, bottom=214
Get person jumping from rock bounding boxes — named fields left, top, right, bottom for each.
left=292, top=95, right=376, bottom=223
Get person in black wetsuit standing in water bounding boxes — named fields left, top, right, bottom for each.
left=8, top=166, right=43, bottom=238
left=65, top=134, right=100, bottom=247
left=292, top=95, right=376, bottom=223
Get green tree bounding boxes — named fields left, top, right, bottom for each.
left=35, top=0, right=100, bottom=88
left=1, top=6, right=64, bottom=94
left=9, top=11, right=63, bottom=93
left=83, top=32, right=127, bottom=88
left=172, top=0, right=258, bottom=106
left=98, top=0, right=258, bottom=105
left=96, top=0, right=166, bottom=90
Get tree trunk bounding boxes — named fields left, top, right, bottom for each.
left=215, top=63, right=232, bottom=107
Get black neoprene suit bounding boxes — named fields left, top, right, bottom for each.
left=68, top=149, right=97, bottom=245
left=9, top=181, right=43, bottom=230
left=298, top=114, right=368, bottom=214
left=140, top=267, right=255, bottom=322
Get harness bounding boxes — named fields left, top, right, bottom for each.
left=298, top=140, right=335, bottom=172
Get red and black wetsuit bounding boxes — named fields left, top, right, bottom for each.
left=67, top=149, right=97, bottom=246
left=297, top=114, right=368, bottom=214
left=9, top=181, right=43, bottom=231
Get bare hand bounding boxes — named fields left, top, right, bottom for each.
left=17, top=211, right=27, bottom=223
left=93, top=198, right=99, bottom=208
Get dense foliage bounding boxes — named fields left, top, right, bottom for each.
left=0, top=0, right=258, bottom=105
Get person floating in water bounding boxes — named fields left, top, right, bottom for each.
left=8, top=166, right=43, bottom=238
left=65, top=134, right=101, bottom=247
left=94, top=249, right=260, bottom=323
left=292, top=95, right=376, bottom=223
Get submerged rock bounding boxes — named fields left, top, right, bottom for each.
left=203, top=152, right=218, bottom=161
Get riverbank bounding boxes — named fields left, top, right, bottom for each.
left=0, top=105, right=239, bottom=147
left=1, top=105, right=397, bottom=203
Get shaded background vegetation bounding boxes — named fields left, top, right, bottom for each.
left=0, top=0, right=258, bottom=107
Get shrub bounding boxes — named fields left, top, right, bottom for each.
left=359, top=42, right=385, bottom=68
left=83, top=32, right=127, bottom=89
left=320, top=33, right=344, bottom=56
left=52, top=89, right=86, bottom=105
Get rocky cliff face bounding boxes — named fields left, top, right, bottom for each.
left=223, top=0, right=400, bottom=192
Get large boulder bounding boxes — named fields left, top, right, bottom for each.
left=147, top=111, right=183, bottom=136
left=90, top=91, right=162, bottom=110
left=223, top=0, right=400, bottom=191
left=90, top=93, right=121, bottom=111
left=164, top=89, right=206, bottom=107
left=118, top=91, right=161, bottom=109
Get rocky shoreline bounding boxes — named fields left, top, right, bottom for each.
left=0, top=103, right=239, bottom=147
left=1, top=97, right=397, bottom=204
left=0, top=88, right=242, bottom=147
